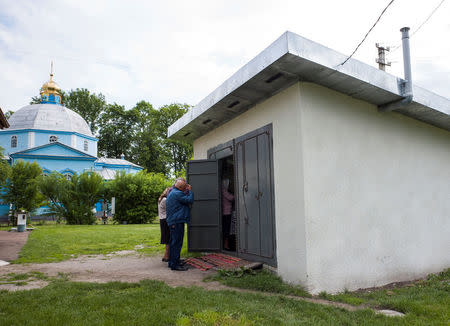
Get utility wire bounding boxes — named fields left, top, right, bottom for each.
left=411, top=0, right=446, bottom=37
left=390, top=0, right=447, bottom=53
left=339, top=0, right=396, bottom=66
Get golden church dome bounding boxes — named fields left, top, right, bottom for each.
left=40, top=62, right=62, bottom=105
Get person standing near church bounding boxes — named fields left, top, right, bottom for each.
left=166, top=178, right=194, bottom=271
left=158, top=187, right=171, bottom=262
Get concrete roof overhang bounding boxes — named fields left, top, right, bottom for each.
left=168, top=31, right=450, bottom=141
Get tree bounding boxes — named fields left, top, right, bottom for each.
left=0, top=146, right=10, bottom=187
left=4, top=111, right=14, bottom=120
left=97, top=103, right=139, bottom=159
left=155, top=104, right=193, bottom=175
left=126, top=102, right=192, bottom=176
left=39, top=171, right=104, bottom=224
left=64, top=89, right=106, bottom=134
left=107, top=171, right=171, bottom=224
left=131, top=101, right=167, bottom=174
left=1, top=161, right=43, bottom=214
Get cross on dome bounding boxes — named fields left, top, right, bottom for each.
left=40, top=61, right=62, bottom=105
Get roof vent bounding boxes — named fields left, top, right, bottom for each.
left=265, top=72, right=283, bottom=83
left=202, top=119, right=212, bottom=125
left=227, top=101, right=240, bottom=108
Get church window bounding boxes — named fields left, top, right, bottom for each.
left=49, top=135, right=58, bottom=143
left=84, top=140, right=88, bottom=151
left=11, top=136, right=17, bottom=148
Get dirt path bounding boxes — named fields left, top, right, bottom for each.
left=0, top=252, right=228, bottom=290
left=0, top=231, right=30, bottom=262
left=0, top=252, right=404, bottom=317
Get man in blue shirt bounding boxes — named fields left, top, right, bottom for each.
left=166, top=178, right=194, bottom=271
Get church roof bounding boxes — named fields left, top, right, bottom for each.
left=95, top=157, right=142, bottom=168
left=6, top=103, right=93, bottom=137
left=96, top=168, right=118, bottom=180
left=10, top=142, right=97, bottom=160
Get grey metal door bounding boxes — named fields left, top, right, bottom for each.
left=186, top=159, right=221, bottom=251
left=235, top=124, right=276, bottom=266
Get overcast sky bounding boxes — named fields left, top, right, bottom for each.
left=0, top=0, right=449, bottom=112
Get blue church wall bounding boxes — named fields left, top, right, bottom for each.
left=0, top=129, right=98, bottom=157
left=12, top=157, right=96, bottom=175
left=76, top=135, right=97, bottom=156
left=0, top=130, right=28, bottom=154
left=0, top=204, right=9, bottom=217
left=19, top=143, right=92, bottom=157
left=35, top=131, right=71, bottom=148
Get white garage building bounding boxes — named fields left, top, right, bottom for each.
left=168, top=31, right=450, bottom=294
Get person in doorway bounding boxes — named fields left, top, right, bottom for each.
left=158, top=187, right=171, bottom=262
left=166, top=178, right=194, bottom=271
left=222, top=179, right=235, bottom=250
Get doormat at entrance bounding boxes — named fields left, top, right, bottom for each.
left=185, top=253, right=245, bottom=271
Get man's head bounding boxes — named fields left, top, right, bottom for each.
left=175, top=177, right=186, bottom=191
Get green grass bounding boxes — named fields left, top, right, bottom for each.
left=319, top=269, right=450, bottom=322
left=13, top=224, right=194, bottom=263
left=0, top=271, right=53, bottom=286
left=0, top=279, right=413, bottom=326
left=207, top=268, right=311, bottom=298
left=209, top=268, right=450, bottom=325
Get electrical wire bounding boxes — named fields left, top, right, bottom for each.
left=339, top=0, right=396, bottom=66
left=411, top=0, right=446, bottom=37
left=390, top=0, right=447, bottom=53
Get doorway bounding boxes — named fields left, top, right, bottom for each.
left=187, top=124, right=276, bottom=266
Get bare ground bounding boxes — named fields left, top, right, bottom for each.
left=0, top=231, right=30, bottom=262
left=0, top=251, right=227, bottom=290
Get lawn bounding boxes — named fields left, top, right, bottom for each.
left=11, top=224, right=192, bottom=263
left=211, top=268, right=450, bottom=325
left=3, top=224, right=448, bottom=325
left=0, top=278, right=411, bottom=326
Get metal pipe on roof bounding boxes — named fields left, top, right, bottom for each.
left=401, top=27, right=412, bottom=97
left=378, top=27, right=413, bottom=112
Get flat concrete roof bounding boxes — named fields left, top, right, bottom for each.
left=168, top=31, right=450, bottom=141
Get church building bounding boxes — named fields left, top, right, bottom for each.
left=0, top=71, right=142, bottom=216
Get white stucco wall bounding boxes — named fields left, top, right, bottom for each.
left=192, top=81, right=450, bottom=294
left=193, top=83, right=308, bottom=285
left=300, top=83, right=450, bottom=294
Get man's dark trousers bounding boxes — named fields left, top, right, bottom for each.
left=169, top=223, right=185, bottom=269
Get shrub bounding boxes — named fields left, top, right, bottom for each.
left=39, top=171, right=104, bottom=225
left=1, top=160, right=44, bottom=218
left=0, top=146, right=9, bottom=188
left=107, top=171, right=171, bottom=224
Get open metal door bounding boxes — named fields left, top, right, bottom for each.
left=235, top=124, right=276, bottom=266
left=186, top=159, right=221, bottom=252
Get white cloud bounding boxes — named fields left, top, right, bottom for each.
left=0, top=0, right=449, bottom=112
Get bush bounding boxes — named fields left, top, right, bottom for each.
left=107, top=171, right=171, bottom=224
left=1, top=161, right=44, bottom=218
left=39, top=171, right=104, bottom=225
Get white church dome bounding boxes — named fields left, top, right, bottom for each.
left=7, top=103, right=93, bottom=137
